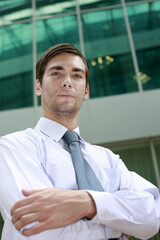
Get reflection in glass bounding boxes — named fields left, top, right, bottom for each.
left=0, top=214, right=3, bottom=240
left=155, top=140, right=160, bottom=172
left=125, top=0, right=144, bottom=3
left=0, top=22, right=33, bottom=110
left=113, top=143, right=158, bottom=186
left=36, top=15, right=80, bottom=57
left=0, top=22, right=33, bottom=60
left=36, top=0, right=76, bottom=17
left=127, top=1, right=160, bottom=91
left=136, top=48, right=160, bottom=91
left=0, top=0, right=32, bottom=25
left=0, top=72, right=33, bottom=111
left=88, top=53, right=138, bottom=98
left=82, top=9, right=138, bottom=98
left=79, top=0, right=120, bottom=10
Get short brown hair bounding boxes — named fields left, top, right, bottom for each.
left=36, top=43, right=89, bottom=86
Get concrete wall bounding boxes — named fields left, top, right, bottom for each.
left=1, top=89, right=160, bottom=144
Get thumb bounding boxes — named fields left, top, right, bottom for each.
left=22, top=189, right=36, bottom=196
left=22, top=189, right=43, bottom=196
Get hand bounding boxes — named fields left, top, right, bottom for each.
left=11, top=188, right=96, bottom=236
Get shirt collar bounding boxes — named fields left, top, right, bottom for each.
left=35, top=117, right=80, bottom=142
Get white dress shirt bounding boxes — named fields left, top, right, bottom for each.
left=0, top=117, right=159, bottom=240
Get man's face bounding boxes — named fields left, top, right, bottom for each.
left=35, top=52, right=89, bottom=120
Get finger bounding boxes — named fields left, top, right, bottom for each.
left=11, top=196, right=34, bottom=216
left=12, top=203, right=35, bottom=224
left=22, top=189, right=44, bottom=196
left=22, top=189, right=33, bottom=196
left=14, top=212, right=39, bottom=231
left=21, top=221, right=52, bottom=236
left=11, top=189, right=45, bottom=216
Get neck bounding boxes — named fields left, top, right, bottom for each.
left=43, top=112, right=78, bottom=130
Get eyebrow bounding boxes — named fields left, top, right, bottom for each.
left=72, top=67, right=85, bottom=75
left=48, top=66, right=63, bottom=72
left=48, top=65, right=85, bottom=75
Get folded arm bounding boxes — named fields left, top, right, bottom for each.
left=1, top=136, right=159, bottom=239
left=87, top=159, right=160, bottom=240
left=11, top=188, right=96, bottom=236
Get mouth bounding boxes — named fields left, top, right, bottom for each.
left=57, top=93, right=75, bottom=98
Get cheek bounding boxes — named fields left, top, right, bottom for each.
left=41, top=85, right=53, bottom=100
left=43, top=81, right=57, bottom=93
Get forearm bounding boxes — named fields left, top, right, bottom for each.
left=11, top=188, right=97, bottom=236
left=82, top=191, right=97, bottom=219
left=87, top=189, right=160, bottom=239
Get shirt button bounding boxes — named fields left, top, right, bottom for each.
left=96, top=220, right=101, bottom=224
left=104, top=212, right=110, bottom=218
left=129, top=215, right=133, bottom=221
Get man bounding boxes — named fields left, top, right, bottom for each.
left=0, top=43, right=159, bottom=240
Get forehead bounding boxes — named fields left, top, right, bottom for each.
left=45, top=52, right=85, bottom=72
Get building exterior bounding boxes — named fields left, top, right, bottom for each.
left=0, top=0, right=160, bottom=239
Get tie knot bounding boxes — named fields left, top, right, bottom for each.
left=63, top=131, right=79, bottom=145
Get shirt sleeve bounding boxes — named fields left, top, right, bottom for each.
left=87, top=151, right=160, bottom=240
left=0, top=132, right=55, bottom=239
left=0, top=131, right=53, bottom=218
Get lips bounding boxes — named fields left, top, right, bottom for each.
left=57, top=92, right=75, bottom=98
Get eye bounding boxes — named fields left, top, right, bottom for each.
left=74, top=74, right=82, bottom=79
left=51, top=72, right=60, bottom=76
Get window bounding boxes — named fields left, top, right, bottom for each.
left=127, top=1, right=160, bottom=91
left=0, top=22, right=33, bottom=110
left=82, top=9, right=138, bottom=98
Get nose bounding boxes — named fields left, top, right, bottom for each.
left=62, top=75, right=72, bottom=88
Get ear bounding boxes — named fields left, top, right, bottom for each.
left=84, top=84, right=89, bottom=100
left=35, top=79, right=42, bottom=96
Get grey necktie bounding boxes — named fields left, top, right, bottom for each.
left=63, top=131, right=118, bottom=240
left=63, top=130, right=104, bottom=191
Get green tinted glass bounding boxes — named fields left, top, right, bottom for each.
left=0, top=0, right=32, bottom=25
left=112, top=143, right=158, bottom=186
left=0, top=214, right=3, bottom=239
left=0, top=72, right=33, bottom=111
left=82, top=9, right=138, bottom=98
left=0, top=22, right=33, bottom=110
left=155, top=140, right=160, bottom=171
left=36, top=15, right=80, bottom=57
left=125, top=0, right=144, bottom=3
left=36, top=0, right=76, bottom=17
left=79, top=0, right=120, bottom=10
left=0, top=23, right=32, bottom=60
left=127, top=1, right=160, bottom=91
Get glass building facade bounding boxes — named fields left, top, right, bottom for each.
left=0, top=0, right=160, bottom=110
left=0, top=0, right=160, bottom=239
